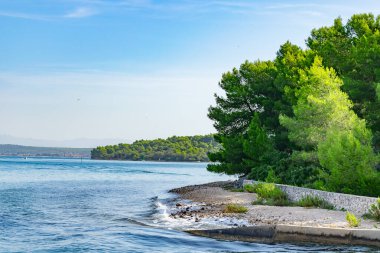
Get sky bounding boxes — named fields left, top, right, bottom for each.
left=0, top=0, right=379, bottom=147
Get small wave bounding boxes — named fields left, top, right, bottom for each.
left=113, top=217, right=150, bottom=227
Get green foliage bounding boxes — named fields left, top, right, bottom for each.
left=250, top=183, right=281, bottom=199
left=224, top=204, right=248, bottom=213
left=366, top=198, right=380, bottom=221
left=207, top=60, right=291, bottom=177
left=283, top=151, right=322, bottom=187
left=249, top=183, right=290, bottom=206
left=346, top=212, right=361, bottom=227
left=207, top=13, right=380, bottom=197
left=297, top=195, right=334, bottom=210
left=91, top=135, right=219, bottom=162
left=318, top=129, right=379, bottom=196
left=207, top=134, right=251, bottom=175
left=307, top=13, right=380, bottom=152
left=265, top=169, right=281, bottom=183
left=243, top=184, right=256, bottom=193
left=279, top=55, right=378, bottom=196
left=208, top=60, right=280, bottom=136
left=280, top=57, right=359, bottom=150
left=274, top=42, right=315, bottom=107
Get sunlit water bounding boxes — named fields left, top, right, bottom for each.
left=0, top=157, right=376, bottom=252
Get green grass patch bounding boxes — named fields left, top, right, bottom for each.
left=296, top=195, right=334, bottom=210
left=252, top=197, right=291, bottom=206
left=244, top=183, right=256, bottom=193
left=223, top=185, right=244, bottom=192
left=247, top=182, right=290, bottom=206
left=223, top=204, right=248, bottom=213
left=229, top=188, right=245, bottom=192
left=246, top=183, right=336, bottom=209
left=346, top=211, right=361, bottom=227
left=363, top=198, right=380, bottom=221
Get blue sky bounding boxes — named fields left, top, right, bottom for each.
left=0, top=0, right=379, bottom=146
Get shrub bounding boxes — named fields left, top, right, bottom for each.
left=265, top=169, right=281, bottom=183
left=244, top=184, right=256, bottom=193
left=297, top=195, right=334, bottom=210
left=366, top=198, right=380, bottom=221
left=224, top=204, right=248, bottom=213
left=346, top=212, right=360, bottom=227
left=248, top=182, right=290, bottom=206
left=253, top=183, right=286, bottom=200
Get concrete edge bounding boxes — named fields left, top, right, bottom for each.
left=186, top=225, right=380, bottom=248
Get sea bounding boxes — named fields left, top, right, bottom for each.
left=0, top=157, right=377, bottom=252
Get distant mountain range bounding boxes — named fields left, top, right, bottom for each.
left=0, top=144, right=92, bottom=158
left=0, top=135, right=130, bottom=148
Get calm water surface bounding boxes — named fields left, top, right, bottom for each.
left=0, top=157, right=377, bottom=252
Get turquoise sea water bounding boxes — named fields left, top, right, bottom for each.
left=0, top=157, right=376, bottom=252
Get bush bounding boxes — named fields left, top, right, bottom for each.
left=346, top=212, right=360, bottom=227
left=248, top=182, right=290, bottom=206
left=297, top=195, right=334, bottom=210
left=366, top=198, right=380, bottom=221
left=265, top=169, right=281, bottom=183
left=243, top=184, right=256, bottom=193
left=224, top=204, right=248, bottom=213
left=253, top=183, right=286, bottom=200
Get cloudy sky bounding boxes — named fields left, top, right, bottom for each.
left=0, top=0, right=379, bottom=146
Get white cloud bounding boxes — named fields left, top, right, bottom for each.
left=63, top=7, right=97, bottom=18
left=0, top=11, right=49, bottom=20
left=0, top=7, right=97, bottom=21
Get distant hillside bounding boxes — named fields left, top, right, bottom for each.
left=0, top=135, right=130, bottom=148
left=91, top=135, right=220, bottom=162
left=0, top=144, right=91, bottom=158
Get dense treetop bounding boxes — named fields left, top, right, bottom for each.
left=208, top=13, right=380, bottom=197
left=91, top=135, right=219, bottom=162
left=307, top=13, right=380, bottom=152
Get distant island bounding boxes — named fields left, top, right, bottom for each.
left=91, top=135, right=219, bottom=162
left=0, top=144, right=91, bottom=158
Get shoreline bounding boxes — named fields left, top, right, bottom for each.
left=168, top=181, right=380, bottom=248
left=91, top=158, right=210, bottom=163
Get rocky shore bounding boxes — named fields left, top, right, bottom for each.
left=168, top=181, right=380, bottom=230
left=167, top=181, right=380, bottom=247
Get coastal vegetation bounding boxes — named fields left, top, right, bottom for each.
left=346, top=212, right=361, bottom=227
left=365, top=198, right=380, bottom=221
left=91, top=135, right=219, bottom=162
left=223, top=204, right=248, bottom=213
left=245, top=183, right=334, bottom=209
left=207, top=13, right=380, bottom=197
left=296, top=195, right=334, bottom=210
left=248, top=183, right=290, bottom=206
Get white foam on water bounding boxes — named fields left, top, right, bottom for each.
left=151, top=198, right=252, bottom=230
left=153, top=200, right=171, bottom=223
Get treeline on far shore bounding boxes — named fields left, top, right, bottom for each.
left=91, top=135, right=220, bottom=162
left=0, top=144, right=91, bottom=158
